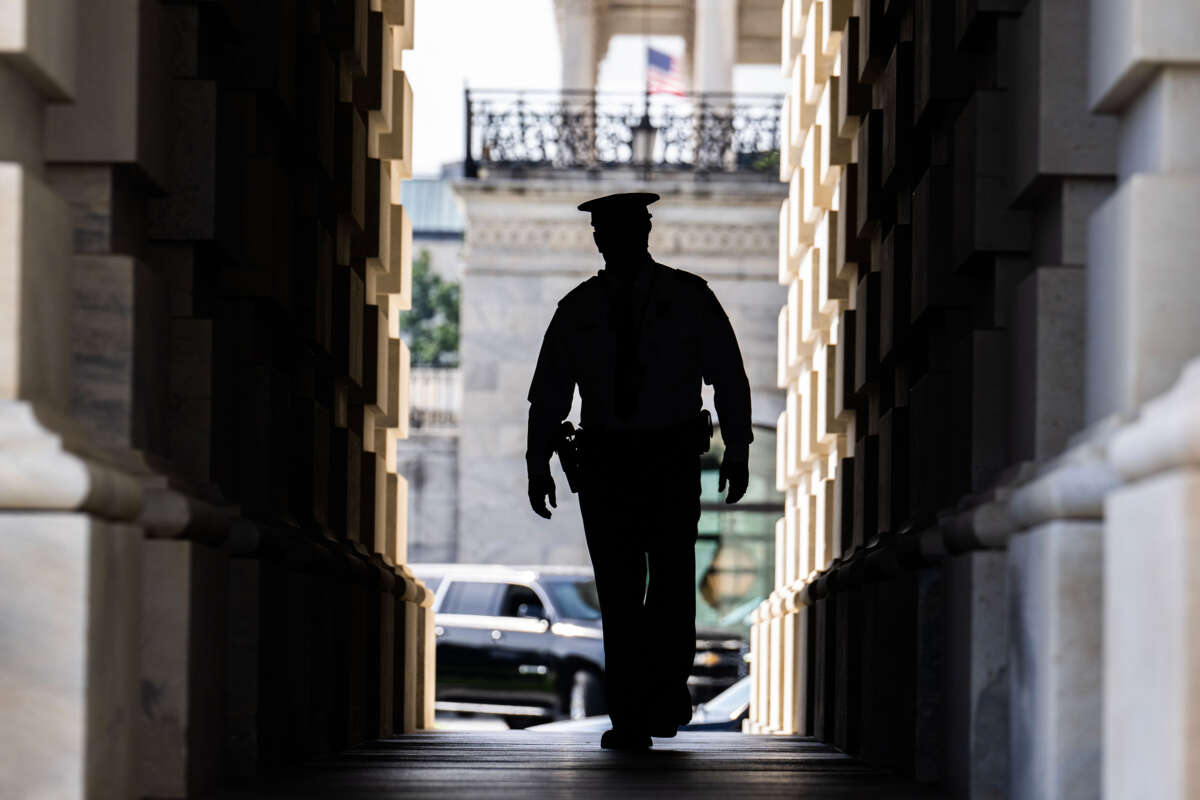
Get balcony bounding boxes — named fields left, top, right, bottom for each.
left=463, top=89, right=783, bottom=180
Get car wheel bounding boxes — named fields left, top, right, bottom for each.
left=568, top=670, right=604, bottom=719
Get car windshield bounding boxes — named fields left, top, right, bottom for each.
left=544, top=579, right=602, bottom=621
left=701, top=677, right=751, bottom=718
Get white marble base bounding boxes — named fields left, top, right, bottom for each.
left=0, top=513, right=141, bottom=799
left=1008, top=521, right=1103, bottom=800
left=1104, top=468, right=1200, bottom=800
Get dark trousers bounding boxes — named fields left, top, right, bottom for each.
left=578, top=426, right=700, bottom=732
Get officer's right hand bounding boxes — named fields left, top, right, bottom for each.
left=529, top=472, right=557, bottom=519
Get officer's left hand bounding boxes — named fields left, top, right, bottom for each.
left=718, top=454, right=749, bottom=504
left=529, top=472, right=557, bottom=519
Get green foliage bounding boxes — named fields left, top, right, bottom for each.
left=752, top=149, right=780, bottom=172
left=399, top=249, right=460, bottom=367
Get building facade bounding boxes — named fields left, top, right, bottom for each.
left=0, top=1, right=434, bottom=797
left=750, top=0, right=1200, bottom=798
left=395, top=177, right=465, bottom=563
left=453, top=0, right=790, bottom=571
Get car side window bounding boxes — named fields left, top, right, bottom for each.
left=440, top=581, right=503, bottom=616
left=499, top=584, right=545, bottom=619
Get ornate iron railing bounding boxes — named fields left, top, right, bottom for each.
left=463, top=89, right=783, bottom=177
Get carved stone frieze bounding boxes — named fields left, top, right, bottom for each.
left=466, top=218, right=778, bottom=256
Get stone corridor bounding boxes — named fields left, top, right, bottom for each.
left=209, top=732, right=939, bottom=798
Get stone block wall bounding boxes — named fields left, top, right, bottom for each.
left=753, top=0, right=1200, bottom=796
left=0, top=1, right=432, bottom=797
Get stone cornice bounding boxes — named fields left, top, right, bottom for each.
left=452, top=176, right=788, bottom=209
left=465, top=217, right=778, bottom=256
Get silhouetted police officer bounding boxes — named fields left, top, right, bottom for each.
left=526, top=192, right=752, bottom=750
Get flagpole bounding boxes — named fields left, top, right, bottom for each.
left=635, top=9, right=655, bottom=180
left=643, top=35, right=650, bottom=116
left=642, top=8, right=651, bottom=128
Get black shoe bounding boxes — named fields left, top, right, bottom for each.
left=649, top=685, right=693, bottom=736
left=600, top=729, right=652, bottom=751
left=673, top=685, right=694, bottom=725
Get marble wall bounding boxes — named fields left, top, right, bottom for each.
left=752, top=0, right=1200, bottom=797
left=0, top=1, right=434, bottom=797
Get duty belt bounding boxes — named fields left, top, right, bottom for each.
left=554, top=409, right=713, bottom=494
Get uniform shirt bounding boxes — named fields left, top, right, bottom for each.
left=526, top=259, right=753, bottom=475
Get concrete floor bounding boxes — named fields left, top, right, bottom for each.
left=211, top=732, right=942, bottom=798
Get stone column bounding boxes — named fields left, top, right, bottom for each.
left=691, top=0, right=736, bottom=94
left=993, top=1, right=1117, bottom=795
left=0, top=1, right=148, bottom=798
left=692, top=0, right=737, bottom=170
left=554, top=0, right=599, bottom=166
left=1103, top=361, right=1200, bottom=799
left=1086, top=3, right=1200, bottom=793
left=782, top=593, right=807, bottom=734
left=418, top=586, right=437, bottom=730
left=940, top=549, right=1010, bottom=800
left=1005, top=431, right=1119, bottom=799
left=1085, top=0, right=1200, bottom=424
left=555, top=0, right=598, bottom=91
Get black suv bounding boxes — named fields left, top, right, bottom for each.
left=412, top=564, right=749, bottom=728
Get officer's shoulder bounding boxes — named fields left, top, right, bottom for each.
left=662, top=263, right=724, bottom=321
left=557, top=275, right=604, bottom=309
left=659, top=264, right=722, bottom=309
left=658, top=264, right=709, bottom=291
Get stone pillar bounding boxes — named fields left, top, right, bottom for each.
left=1005, top=431, right=1119, bottom=800
left=395, top=565, right=424, bottom=733
left=3, top=4, right=432, bottom=796
left=942, top=551, right=1010, bottom=800
left=1085, top=0, right=1200, bottom=424
left=692, top=0, right=738, bottom=170
left=1102, top=362, right=1200, bottom=798
left=692, top=0, right=736, bottom=94
left=0, top=1, right=148, bottom=797
left=1086, top=4, right=1200, bottom=790
left=418, top=584, right=437, bottom=730
left=780, top=602, right=800, bottom=733
left=555, top=0, right=598, bottom=90
left=0, top=515, right=142, bottom=799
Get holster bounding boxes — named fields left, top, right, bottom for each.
left=557, top=410, right=712, bottom=493
left=554, top=421, right=583, bottom=494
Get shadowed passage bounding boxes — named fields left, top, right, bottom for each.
left=210, top=731, right=943, bottom=798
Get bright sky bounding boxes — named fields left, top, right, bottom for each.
left=404, top=0, right=787, bottom=176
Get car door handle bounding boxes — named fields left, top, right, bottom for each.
left=490, top=630, right=503, bottom=641
left=435, top=626, right=444, bottom=637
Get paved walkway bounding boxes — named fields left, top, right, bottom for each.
left=213, top=732, right=942, bottom=798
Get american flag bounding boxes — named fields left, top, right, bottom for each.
left=647, top=47, right=686, bottom=96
